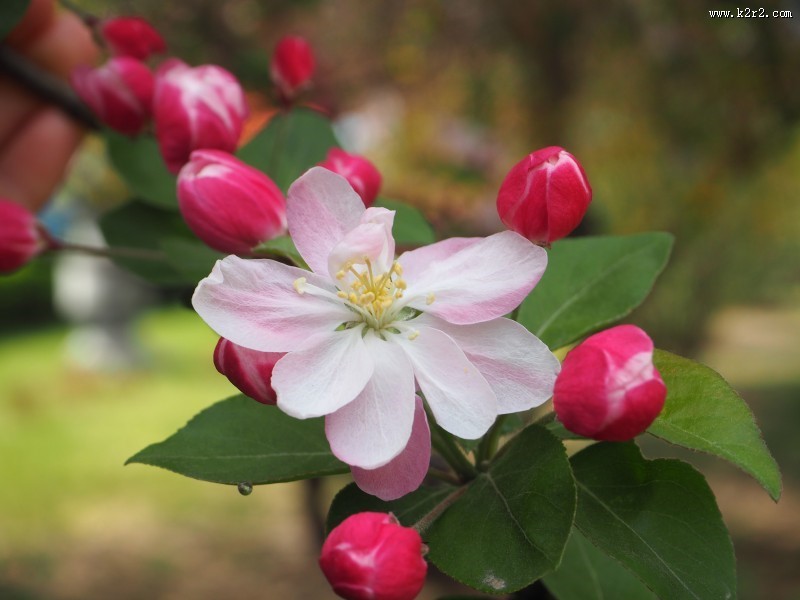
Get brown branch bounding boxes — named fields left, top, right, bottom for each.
left=0, top=44, right=100, bottom=130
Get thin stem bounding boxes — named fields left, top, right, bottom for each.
left=0, top=46, right=99, bottom=130
left=411, top=486, right=468, bottom=535
left=426, top=467, right=461, bottom=486
left=55, top=241, right=167, bottom=261
left=508, top=305, right=521, bottom=321
left=429, top=422, right=477, bottom=480
left=533, top=410, right=556, bottom=427
left=476, top=414, right=508, bottom=467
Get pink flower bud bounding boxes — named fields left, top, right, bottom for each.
left=270, top=36, right=315, bottom=101
left=213, top=337, right=283, bottom=405
left=0, top=199, right=48, bottom=274
left=320, top=512, right=427, bottom=600
left=554, top=325, right=666, bottom=441
left=177, top=150, right=286, bottom=254
left=71, top=57, right=154, bottom=136
left=496, top=146, right=592, bottom=245
left=154, top=59, right=248, bottom=174
left=100, top=17, right=167, bottom=60
left=318, top=149, right=382, bottom=207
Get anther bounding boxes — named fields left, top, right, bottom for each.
left=426, top=293, right=436, bottom=305
left=337, top=291, right=348, bottom=299
left=293, top=277, right=307, bottom=295
left=408, top=330, right=419, bottom=341
left=336, top=270, right=345, bottom=280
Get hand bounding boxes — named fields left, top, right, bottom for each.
left=0, top=0, right=97, bottom=211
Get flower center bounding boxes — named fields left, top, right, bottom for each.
left=335, top=257, right=407, bottom=329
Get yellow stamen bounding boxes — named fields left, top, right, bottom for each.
left=408, top=330, right=419, bottom=341
left=426, top=293, right=436, bottom=305
left=337, top=291, right=348, bottom=299
left=293, top=277, right=307, bottom=295
left=335, top=270, right=346, bottom=280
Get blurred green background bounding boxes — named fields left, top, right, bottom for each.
left=1, top=0, right=799, bottom=598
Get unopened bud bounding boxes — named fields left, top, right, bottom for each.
left=320, top=512, right=427, bottom=600
left=178, top=150, right=286, bottom=254
left=154, top=59, right=248, bottom=173
left=270, top=35, right=315, bottom=102
left=100, top=17, right=166, bottom=60
left=71, top=57, right=154, bottom=136
left=0, top=199, right=49, bottom=274
left=318, top=149, right=382, bottom=207
left=496, top=146, right=592, bottom=245
left=554, top=325, right=666, bottom=441
left=213, top=337, right=284, bottom=404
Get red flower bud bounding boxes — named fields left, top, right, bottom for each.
left=318, top=149, right=382, bottom=207
left=554, top=325, right=666, bottom=441
left=496, top=146, right=592, bottom=245
left=213, top=337, right=283, bottom=405
left=100, top=17, right=167, bottom=61
left=71, top=57, right=154, bottom=136
left=154, top=59, right=248, bottom=173
left=0, top=199, right=48, bottom=274
left=270, top=35, right=315, bottom=101
left=177, top=150, right=286, bottom=254
left=320, top=512, right=427, bottom=600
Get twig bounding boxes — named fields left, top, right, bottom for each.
left=0, top=45, right=100, bottom=130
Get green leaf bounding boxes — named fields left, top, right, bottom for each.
left=160, top=237, right=224, bottom=283
left=649, top=350, right=781, bottom=501
left=518, top=232, right=673, bottom=350
left=543, top=529, right=656, bottom=600
left=0, top=0, right=30, bottom=40
left=572, top=442, right=736, bottom=600
left=106, top=132, right=178, bottom=210
left=238, top=108, right=338, bottom=191
left=127, top=395, right=348, bottom=485
left=326, top=483, right=455, bottom=534
left=430, top=425, right=575, bottom=594
left=252, top=235, right=308, bottom=268
left=374, top=198, right=436, bottom=246
left=100, top=200, right=191, bottom=286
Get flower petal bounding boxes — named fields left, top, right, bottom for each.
left=400, top=230, right=547, bottom=325
left=397, top=237, right=480, bottom=282
left=393, top=325, right=497, bottom=439
left=286, top=167, right=365, bottom=275
left=192, top=256, right=351, bottom=352
left=325, top=335, right=415, bottom=469
left=351, top=396, right=431, bottom=501
left=327, top=209, right=395, bottom=281
left=273, top=326, right=374, bottom=419
left=416, top=314, right=560, bottom=414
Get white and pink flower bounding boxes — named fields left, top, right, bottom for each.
left=192, top=167, right=559, bottom=499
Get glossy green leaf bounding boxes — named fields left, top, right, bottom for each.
left=160, top=237, right=224, bottom=283
left=238, top=108, right=338, bottom=191
left=518, top=232, right=673, bottom=350
left=375, top=198, right=436, bottom=246
left=429, top=425, right=575, bottom=594
left=649, top=350, right=781, bottom=501
left=127, top=395, right=348, bottom=484
left=572, top=442, right=736, bottom=600
left=543, top=529, right=656, bottom=600
left=106, top=132, right=178, bottom=210
left=100, top=200, right=190, bottom=286
left=326, top=483, right=455, bottom=534
left=0, top=0, right=30, bottom=40
left=253, top=235, right=307, bottom=268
